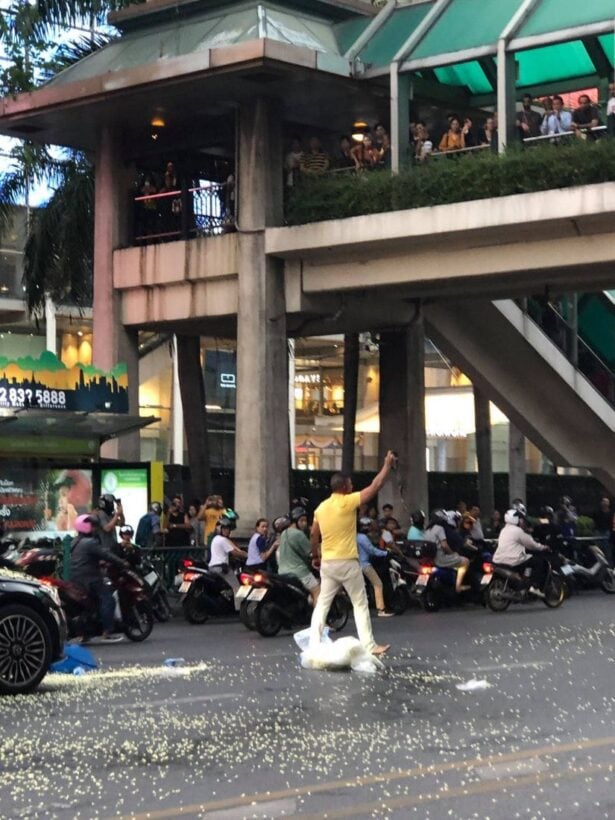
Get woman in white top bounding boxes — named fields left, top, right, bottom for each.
left=208, top=518, right=247, bottom=604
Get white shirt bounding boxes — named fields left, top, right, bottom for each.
left=380, top=530, right=394, bottom=545
left=209, top=534, right=234, bottom=566
left=492, top=523, right=545, bottom=566
left=541, top=110, right=572, bottom=136
left=607, top=97, right=615, bottom=117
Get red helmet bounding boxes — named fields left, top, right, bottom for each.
left=75, top=514, right=96, bottom=535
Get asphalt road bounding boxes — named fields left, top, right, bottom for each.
left=1, top=591, right=615, bottom=820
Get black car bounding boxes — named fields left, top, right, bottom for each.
left=0, top=568, right=67, bottom=695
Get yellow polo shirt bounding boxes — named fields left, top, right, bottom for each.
left=314, top=491, right=361, bottom=560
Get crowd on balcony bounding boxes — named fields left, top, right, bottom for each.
left=285, top=85, right=615, bottom=184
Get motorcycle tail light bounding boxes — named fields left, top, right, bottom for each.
left=419, top=565, right=433, bottom=575
left=239, top=573, right=253, bottom=586
left=182, top=559, right=193, bottom=568
left=482, top=562, right=494, bottom=574
left=253, top=573, right=264, bottom=584
left=183, top=572, right=198, bottom=582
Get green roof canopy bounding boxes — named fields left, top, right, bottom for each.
left=411, top=0, right=524, bottom=62
left=354, top=0, right=615, bottom=100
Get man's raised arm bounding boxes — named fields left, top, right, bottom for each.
left=359, top=450, right=397, bottom=506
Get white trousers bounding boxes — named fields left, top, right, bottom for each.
left=309, top=559, right=376, bottom=652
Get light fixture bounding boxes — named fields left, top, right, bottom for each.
left=77, top=331, right=83, bottom=337
left=150, top=115, right=166, bottom=128
left=352, top=120, right=368, bottom=142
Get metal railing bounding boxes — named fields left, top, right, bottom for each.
left=132, top=181, right=235, bottom=245
left=525, top=298, right=615, bottom=407
left=523, top=125, right=607, bottom=144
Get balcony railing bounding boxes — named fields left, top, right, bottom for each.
left=132, top=181, right=235, bottom=245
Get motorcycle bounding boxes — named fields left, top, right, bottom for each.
left=237, top=570, right=350, bottom=637
left=179, top=564, right=239, bottom=623
left=412, top=541, right=493, bottom=611
left=139, top=556, right=173, bottom=621
left=483, top=551, right=565, bottom=611
left=2, top=545, right=154, bottom=641
left=557, top=541, right=615, bottom=594
left=367, top=553, right=413, bottom=614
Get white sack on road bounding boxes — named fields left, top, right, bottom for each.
left=294, top=628, right=384, bottom=675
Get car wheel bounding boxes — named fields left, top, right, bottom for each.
left=0, top=604, right=52, bottom=695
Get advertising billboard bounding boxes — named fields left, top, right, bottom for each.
left=0, top=467, right=93, bottom=538
left=100, top=468, right=149, bottom=532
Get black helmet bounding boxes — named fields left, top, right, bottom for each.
left=273, top=515, right=291, bottom=533
left=411, top=510, right=425, bottom=529
left=290, top=506, right=307, bottom=524
left=540, top=505, right=554, bottom=521
left=98, top=494, right=116, bottom=516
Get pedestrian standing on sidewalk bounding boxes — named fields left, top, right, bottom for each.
left=309, top=450, right=398, bottom=656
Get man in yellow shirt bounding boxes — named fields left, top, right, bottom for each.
left=309, top=450, right=398, bottom=656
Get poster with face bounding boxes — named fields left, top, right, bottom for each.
left=0, top=467, right=93, bottom=539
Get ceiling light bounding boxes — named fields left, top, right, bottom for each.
left=150, top=116, right=166, bottom=128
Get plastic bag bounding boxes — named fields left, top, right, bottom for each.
left=50, top=643, right=98, bottom=674
left=295, top=630, right=384, bottom=675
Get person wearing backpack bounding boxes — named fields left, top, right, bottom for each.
left=135, top=502, right=162, bottom=548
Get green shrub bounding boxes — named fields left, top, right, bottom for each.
left=576, top=515, right=597, bottom=537
left=285, top=139, right=615, bottom=225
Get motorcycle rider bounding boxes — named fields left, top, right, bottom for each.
left=492, top=508, right=550, bottom=595
left=116, top=525, right=143, bottom=569
left=95, top=494, right=125, bottom=551
left=357, top=517, right=393, bottom=617
left=208, top=517, right=247, bottom=607
left=424, top=510, right=470, bottom=593
left=70, top=514, right=131, bottom=642
left=556, top=496, right=578, bottom=539
left=278, top=507, right=320, bottom=604
left=407, top=510, right=426, bottom=542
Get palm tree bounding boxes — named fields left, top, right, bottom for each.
left=0, top=0, right=213, bottom=497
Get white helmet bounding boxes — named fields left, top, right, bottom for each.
left=504, top=508, right=525, bottom=526
left=445, top=510, right=461, bottom=526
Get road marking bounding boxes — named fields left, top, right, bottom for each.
left=117, top=733, right=615, bottom=820
left=475, top=756, right=548, bottom=780
left=298, top=761, right=614, bottom=819
left=200, top=798, right=297, bottom=819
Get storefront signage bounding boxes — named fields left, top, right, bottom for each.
left=295, top=373, right=320, bottom=384
left=0, top=351, right=128, bottom=413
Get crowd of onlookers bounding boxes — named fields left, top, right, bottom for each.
left=285, top=85, right=615, bottom=182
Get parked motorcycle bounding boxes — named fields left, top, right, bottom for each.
left=483, top=551, right=565, bottom=611
left=238, top=570, right=350, bottom=637
left=557, top=541, right=615, bottom=594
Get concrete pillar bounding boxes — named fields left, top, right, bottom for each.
left=234, top=98, right=289, bottom=528
left=378, top=316, right=427, bottom=527
left=93, top=125, right=140, bottom=460
left=473, top=386, right=495, bottom=516
left=508, top=421, right=526, bottom=505
left=44, top=296, right=56, bottom=354
left=171, top=335, right=184, bottom=465
left=405, top=315, right=428, bottom=515
left=342, top=333, right=359, bottom=476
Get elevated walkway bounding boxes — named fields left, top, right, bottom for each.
left=423, top=299, right=615, bottom=492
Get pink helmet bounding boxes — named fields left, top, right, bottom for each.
left=75, top=514, right=96, bottom=535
